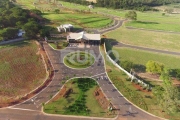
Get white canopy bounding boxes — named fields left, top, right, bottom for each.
left=68, top=31, right=100, bottom=41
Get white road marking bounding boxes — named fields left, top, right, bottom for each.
left=8, top=108, right=40, bottom=112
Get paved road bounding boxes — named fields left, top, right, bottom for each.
left=111, top=41, right=180, bottom=56
left=97, top=19, right=125, bottom=34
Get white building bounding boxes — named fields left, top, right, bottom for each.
left=57, top=24, right=73, bottom=32
left=67, top=31, right=100, bottom=43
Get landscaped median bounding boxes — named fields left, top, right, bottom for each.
left=43, top=78, right=116, bottom=118
left=63, top=51, right=95, bottom=69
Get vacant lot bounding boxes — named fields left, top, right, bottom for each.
left=106, top=26, right=180, bottom=52
left=0, top=41, right=46, bottom=102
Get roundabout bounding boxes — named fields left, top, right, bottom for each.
left=63, top=51, right=95, bottom=69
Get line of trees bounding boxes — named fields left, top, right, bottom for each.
left=96, top=0, right=180, bottom=10
left=0, top=0, right=49, bottom=41
left=59, top=0, right=180, bottom=11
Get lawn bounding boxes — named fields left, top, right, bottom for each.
left=0, top=40, right=46, bottom=102
left=64, top=52, right=95, bottom=69
left=105, top=26, right=180, bottom=52
left=49, top=41, right=68, bottom=50
left=42, top=12, right=112, bottom=28
left=100, top=45, right=180, bottom=119
left=112, top=47, right=180, bottom=69
left=44, top=78, right=112, bottom=117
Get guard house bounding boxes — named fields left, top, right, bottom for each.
left=67, top=31, right=101, bottom=44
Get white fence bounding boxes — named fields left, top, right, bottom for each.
left=103, top=43, right=151, bottom=89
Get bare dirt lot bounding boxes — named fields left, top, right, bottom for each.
left=0, top=41, right=46, bottom=104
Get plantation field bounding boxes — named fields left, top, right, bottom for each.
left=113, top=47, right=180, bottom=69
left=0, top=41, right=46, bottom=102
left=106, top=26, right=180, bottom=52
left=44, top=78, right=113, bottom=117
left=100, top=46, right=180, bottom=119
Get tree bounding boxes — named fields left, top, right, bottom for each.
left=30, top=9, right=42, bottom=15
left=22, top=21, right=40, bottom=38
left=54, top=9, right=60, bottom=14
left=146, top=60, right=164, bottom=74
left=39, top=29, right=50, bottom=37
left=125, top=11, right=137, bottom=20
left=159, top=73, right=180, bottom=113
left=0, top=28, right=18, bottom=40
left=121, top=60, right=134, bottom=72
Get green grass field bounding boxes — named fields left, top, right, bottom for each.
left=0, top=40, right=46, bottom=102
left=113, top=47, right=180, bottom=69
left=44, top=78, right=113, bottom=117
left=42, top=12, right=112, bottom=28
left=105, top=26, right=180, bottom=52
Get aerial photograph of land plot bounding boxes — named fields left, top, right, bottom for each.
left=0, top=0, right=180, bottom=120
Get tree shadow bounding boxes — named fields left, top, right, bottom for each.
left=133, top=64, right=146, bottom=73
left=168, top=69, right=180, bottom=80
left=0, top=40, right=31, bottom=49
left=135, top=21, right=159, bottom=24
left=104, top=38, right=120, bottom=64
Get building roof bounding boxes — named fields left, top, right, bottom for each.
left=68, top=31, right=100, bottom=41
left=60, top=24, right=73, bottom=28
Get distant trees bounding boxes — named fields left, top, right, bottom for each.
left=125, top=11, right=137, bottom=20
left=0, top=0, right=45, bottom=41
left=146, top=60, right=164, bottom=74
left=60, top=0, right=180, bottom=11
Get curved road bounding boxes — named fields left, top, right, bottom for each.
left=0, top=19, right=168, bottom=120
left=111, top=41, right=180, bottom=56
